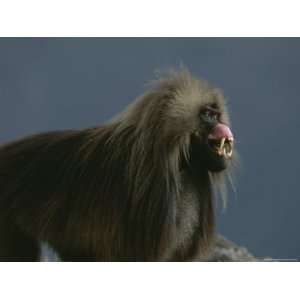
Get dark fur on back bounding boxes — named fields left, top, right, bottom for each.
left=0, top=69, right=234, bottom=261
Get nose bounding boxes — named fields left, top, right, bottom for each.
left=208, top=123, right=234, bottom=141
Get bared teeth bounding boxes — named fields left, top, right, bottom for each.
left=208, top=136, right=234, bottom=158
left=217, top=137, right=225, bottom=156
left=216, top=138, right=233, bottom=158
left=226, top=141, right=233, bottom=158
left=222, top=147, right=226, bottom=156
left=220, top=138, right=225, bottom=152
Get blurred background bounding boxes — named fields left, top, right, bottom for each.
left=0, top=38, right=299, bottom=260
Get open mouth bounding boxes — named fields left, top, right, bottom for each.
left=208, top=137, right=234, bottom=159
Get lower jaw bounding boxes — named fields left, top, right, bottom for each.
left=207, top=160, right=227, bottom=172
left=205, top=148, right=228, bottom=172
left=187, top=139, right=230, bottom=174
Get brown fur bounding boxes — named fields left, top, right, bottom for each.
left=0, top=68, right=235, bottom=261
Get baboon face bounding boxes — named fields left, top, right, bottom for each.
left=190, top=104, right=234, bottom=173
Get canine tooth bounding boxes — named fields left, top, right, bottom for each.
left=228, top=141, right=233, bottom=157
left=222, top=147, right=226, bottom=156
left=225, top=143, right=232, bottom=158
left=219, top=138, right=225, bottom=151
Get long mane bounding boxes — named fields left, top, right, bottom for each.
left=80, top=69, right=233, bottom=260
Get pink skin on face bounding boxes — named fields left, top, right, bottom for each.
left=208, top=123, right=234, bottom=140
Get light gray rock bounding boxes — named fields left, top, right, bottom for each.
left=207, top=235, right=258, bottom=261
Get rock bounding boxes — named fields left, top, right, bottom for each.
left=207, top=235, right=258, bottom=261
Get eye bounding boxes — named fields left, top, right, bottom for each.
left=201, top=109, right=219, bottom=122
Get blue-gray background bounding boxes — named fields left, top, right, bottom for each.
left=0, top=38, right=299, bottom=259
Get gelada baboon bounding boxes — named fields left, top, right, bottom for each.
left=0, top=68, right=235, bottom=261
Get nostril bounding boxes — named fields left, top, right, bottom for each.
left=208, top=123, right=234, bottom=141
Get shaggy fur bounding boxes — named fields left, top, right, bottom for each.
left=0, top=69, right=235, bottom=261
